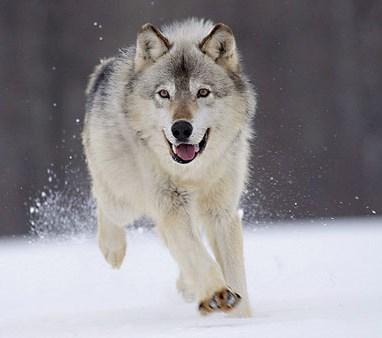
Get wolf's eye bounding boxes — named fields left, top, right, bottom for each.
left=158, top=89, right=170, bottom=99
left=197, top=88, right=210, bottom=98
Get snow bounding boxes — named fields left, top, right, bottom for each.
left=1, top=219, right=382, bottom=338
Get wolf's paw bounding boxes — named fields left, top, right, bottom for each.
left=176, top=274, right=195, bottom=302
left=198, top=288, right=241, bottom=315
left=98, top=236, right=126, bottom=269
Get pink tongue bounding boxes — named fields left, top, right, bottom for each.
left=175, top=144, right=197, bottom=161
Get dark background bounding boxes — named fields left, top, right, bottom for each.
left=1, top=0, right=381, bottom=236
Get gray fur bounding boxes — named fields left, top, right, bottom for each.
left=82, top=18, right=256, bottom=317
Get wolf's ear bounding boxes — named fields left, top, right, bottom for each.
left=135, top=23, right=170, bottom=72
left=199, top=23, right=239, bottom=72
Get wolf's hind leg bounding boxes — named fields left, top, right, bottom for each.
left=176, top=271, right=196, bottom=302
left=97, top=209, right=126, bottom=269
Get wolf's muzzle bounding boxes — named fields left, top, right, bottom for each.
left=164, top=128, right=210, bottom=164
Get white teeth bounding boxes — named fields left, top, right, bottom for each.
left=172, top=144, right=177, bottom=154
left=195, top=144, right=200, bottom=152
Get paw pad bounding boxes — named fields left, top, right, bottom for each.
left=199, top=288, right=241, bottom=315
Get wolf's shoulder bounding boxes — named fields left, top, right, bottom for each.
left=85, top=48, right=135, bottom=111
left=86, top=57, right=117, bottom=97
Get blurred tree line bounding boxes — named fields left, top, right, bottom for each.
left=1, top=0, right=381, bottom=235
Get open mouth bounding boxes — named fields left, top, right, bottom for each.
left=165, top=129, right=210, bottom=164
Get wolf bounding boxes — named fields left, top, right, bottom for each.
left=82, top=18, right=256, bottom=317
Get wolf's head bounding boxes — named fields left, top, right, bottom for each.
left=126, top=19, right=255, bottom=171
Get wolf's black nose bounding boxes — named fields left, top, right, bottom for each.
left=171, top=120, right=193, bottom=142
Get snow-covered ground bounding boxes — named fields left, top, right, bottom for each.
left=1, top=219, right=381, bottom=338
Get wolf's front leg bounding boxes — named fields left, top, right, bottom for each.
left=157, top=212, right=241, bottom=314
left=97, top=209, right=126, bottom=269
left=201, top=209, right=252, bottom=317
